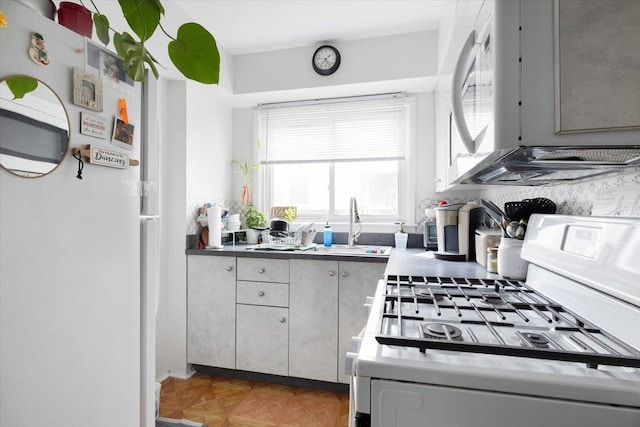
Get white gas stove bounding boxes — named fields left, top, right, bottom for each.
left=347, top=215, right=640, bottom=427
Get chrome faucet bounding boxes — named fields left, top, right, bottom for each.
left=348, top=196, right=362, bottom=247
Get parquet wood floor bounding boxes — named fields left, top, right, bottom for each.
left=159, top=373, right=350, bottom=427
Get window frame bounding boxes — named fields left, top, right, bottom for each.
left=254, top=95, right=416, bottom=227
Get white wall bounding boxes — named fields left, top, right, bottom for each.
left=156, top=79, right=187, bottom=379
left=413, top=92, right=436, bottom=219
left=186, top=82, right=234, bottom=230
left=234, top=31, right=438, bottom=95
left=155, top=79, right=235, bottom=380
left=231, top=108, right=257, bottom=205
left=0, top=2, right=141, bottom=426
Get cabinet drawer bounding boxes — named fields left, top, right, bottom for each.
left=237, top=280, right=289, bottom=307
left=237, top=257, right=289, bottom=283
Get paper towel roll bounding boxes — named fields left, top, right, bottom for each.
left=207, top=206, right=223, bottom=249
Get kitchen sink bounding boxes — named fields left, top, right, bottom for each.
left=313, top=245, right=392, bottom=256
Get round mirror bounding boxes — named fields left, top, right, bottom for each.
left=0, top=75, right=70, bottom=177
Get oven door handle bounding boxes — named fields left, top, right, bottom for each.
left=345, top=326, right=366, bottom=375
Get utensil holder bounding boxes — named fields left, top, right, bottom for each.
left=497, top=238, right=529, bottom=280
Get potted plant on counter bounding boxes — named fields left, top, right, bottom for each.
left=243, top=204, right=266, bottom=244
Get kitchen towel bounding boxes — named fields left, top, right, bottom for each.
left=207, top=205, right=223, bottom=249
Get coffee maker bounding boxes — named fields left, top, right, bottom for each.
left=434, top=201, right=485, bottom=261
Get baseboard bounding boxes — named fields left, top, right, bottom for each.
left=156, top=367, right=195, bottom=383
left=157, top=416, right=203, bottom=426
left=192, top=365, right=349, bottom=394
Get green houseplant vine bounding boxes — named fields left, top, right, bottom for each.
left=83, top=0, right=220, bottom=84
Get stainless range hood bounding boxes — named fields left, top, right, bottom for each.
left=452, top=146, right=640, bottom=186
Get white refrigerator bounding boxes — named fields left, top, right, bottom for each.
left=0, top=2, right=150, bottom=426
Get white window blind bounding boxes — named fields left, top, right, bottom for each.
left=258, top=94, right=408, bottom=164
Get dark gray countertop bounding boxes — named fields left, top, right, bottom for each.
left=186, top=245, right=498, bottom=278
left=185, top=244, right=389, bottom=263
left=385, top=248, right=499, bottom=279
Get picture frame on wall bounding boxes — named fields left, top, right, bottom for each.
left=80, top=112, right=108, bottom=139
left=85, top=39, right=135, bottom=96
left=72, top=68, right=103, bottom=112
left=111, top=117, right=134, bottom=150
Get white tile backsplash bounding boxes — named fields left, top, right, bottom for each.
left=415, top=167, right=640, bottom=231
left=479, top=167, right=640, bottom=217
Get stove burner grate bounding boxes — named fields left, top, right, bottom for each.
left=521, top=332, right=550, bottom=349
left=378, top=275, right=640, bottom=369
left=422, top=323, right=463, bottom=341
left=414, top=290, right=446, bottom=303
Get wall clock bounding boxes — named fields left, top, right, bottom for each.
left=312, top=45, right=341, bottom=76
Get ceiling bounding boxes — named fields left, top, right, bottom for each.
left=173, top=0, right=446, bottom=55
left=86, top=0, right=446, bottom=104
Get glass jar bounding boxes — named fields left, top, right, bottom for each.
left=486, top=247, right=498, bottom=273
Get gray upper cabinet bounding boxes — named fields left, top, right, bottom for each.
left=554, top=0, right=640, bottom=133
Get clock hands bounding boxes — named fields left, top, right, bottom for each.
left=317, top=53, right=335, bottom=69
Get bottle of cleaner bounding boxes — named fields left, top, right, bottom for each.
left=323, top=222, right=332, bottom=247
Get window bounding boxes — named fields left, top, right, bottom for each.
left=257, top=94, right=412, bottom=223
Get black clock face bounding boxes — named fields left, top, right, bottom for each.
left=312, top=45, right=341, bottom=75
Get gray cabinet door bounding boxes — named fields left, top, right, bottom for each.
left=236, top=304, right=289, bottom=376
left=289, top=259, right=339, bottom=382
left=187, top=255, right=236, bottom=369
left=338, top=261, right=386, bottom=383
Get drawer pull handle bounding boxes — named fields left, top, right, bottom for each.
left=279, top=317, right=286, bottom=323
left=226, top=266, right=233, bottom=271
left=328, top=271, right=335, bottom=276
left=258, top=268, right=265, bottom=274
left=258, top=291, right=265, bottom=297
left=341, top=271, right=349, bottom=278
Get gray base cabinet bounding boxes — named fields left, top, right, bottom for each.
left=289, top=259, right=339, bottom=382
left=235, top=257, right=290, bottom=376
left=236, top=304, right=289, bottom=375
left=187, top=254, right=385, bottom=384
left=338, top=261, right=386, bottom=383
left=187, top=256, right=236, bottom=369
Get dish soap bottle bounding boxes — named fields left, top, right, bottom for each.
left=323, top=222, right=332, bottom=247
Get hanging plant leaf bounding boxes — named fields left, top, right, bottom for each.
left=117, top=0, right=163, bottom=42
left=94, top=14, right=110, bottom=45
left=115, top=32, right=160, bottom=81
left=5, top=76, right=38, bottom=100
left=168, top=23, right=220, bottom=84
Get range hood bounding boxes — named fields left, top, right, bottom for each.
left=452, top=146, right=640, bottom=186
